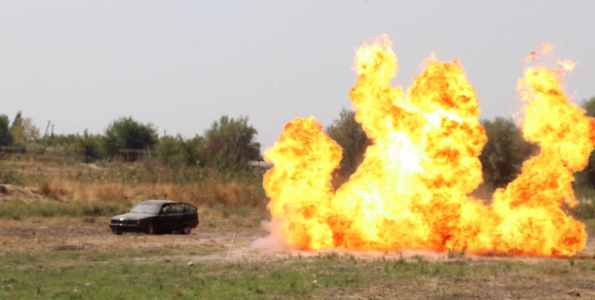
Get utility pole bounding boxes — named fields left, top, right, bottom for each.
left=163, top=130, right=167, bottom=138
left=51, top=124, right=55, bottom=137
left=44, top=121, right=51, bottom=138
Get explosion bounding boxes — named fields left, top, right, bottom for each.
left=263, top=35, right=595, bottom=256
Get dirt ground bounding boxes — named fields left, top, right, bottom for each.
left=0, top=214, right=267, bottom=261
left=1, top=213, right=594, bottom=263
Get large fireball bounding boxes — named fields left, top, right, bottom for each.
left=263, top=35, right=595, bottom=256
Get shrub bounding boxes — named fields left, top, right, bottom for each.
left=479, top=117, right=535, bottom=191
left=0, top=114, right=13, bottom=146
left=157, top=135, right=203, bottom=165
left=325, top=108, right=370, bottom=179
left=104, top=117, right=158, bottom=157
left=202, top=116, right=260, bottom=170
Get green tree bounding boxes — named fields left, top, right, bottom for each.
left=21, top=118, right=40, bottom=142
left=157, top=135, right=204, bottom=165
left=582, top=96, right=595, bottom=117
left=78, top=130, right=105, bottom=160
left=10, top=111, right=21, bottom=129
left=479, top=117, right=535, bottom=190
left=576, top=97, right=595, bottom=190
left=325, top=108, right=371, bottom=176
left=10, top=111, right=23, bottom=143
left=0, top=114, right=13, bottom=146
left=9, top=112, right=40, bottom=144
left=157, top=136, right=183, bottom=164
left=103, top=117, right=158, bottom=156
left=42, top=133, right=80, bottom=147
left=203, top=116, right=260, bottom=170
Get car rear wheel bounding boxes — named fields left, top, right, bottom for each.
left=145, top=223, right=154, bottom=235
left=182, top=226, right=191, bottom=235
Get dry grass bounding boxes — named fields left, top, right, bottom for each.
left=35, top=177, right=266, bottom=208
left=1, top=156, right=268, bottom=211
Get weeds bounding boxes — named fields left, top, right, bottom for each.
left=0, top=236, right=590, bottom=300
left=0, top=199, right=127, bottom=218
left=0, top=157, right=268, bottom=218
left=447, top=248, right=466, bottom=259
left=0, top=170, right=24, bottom=186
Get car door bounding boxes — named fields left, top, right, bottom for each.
left=162, top=204, right=184, bottom=232
left=154, top=203, right=173, bottom=231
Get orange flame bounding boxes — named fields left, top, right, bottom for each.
left=541, top=43, right=553, bottom=54
left=557, top=60, right=576, bottom=72
left=263, top=35, right=595, bottom=256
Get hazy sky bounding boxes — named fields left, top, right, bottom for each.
left=1, top=1, right=595, bottom=151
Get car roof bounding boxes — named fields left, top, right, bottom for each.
left=138, top=200, right=177, bottom=205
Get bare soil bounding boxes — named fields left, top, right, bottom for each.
left=1, top=213, right=594, bottom=262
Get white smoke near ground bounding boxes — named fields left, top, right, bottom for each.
left=250, top=219, right=289, bottom=250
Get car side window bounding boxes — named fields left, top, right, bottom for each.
left=161, top=204, right=172, bottom=214
left=169, top=204, right=184, bottom=213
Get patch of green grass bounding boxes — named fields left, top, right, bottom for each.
left=0, top=250, right=556, bottom=299
left=0, top=199, right=126, bottom=219
left=1, top=249, right=594, bottom=300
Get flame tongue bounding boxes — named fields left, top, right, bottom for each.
left=263, top=117, right=342, bottom=250
left=263, top=35, right=595, bottom=256
left=489, top=65, right=595, bottom=255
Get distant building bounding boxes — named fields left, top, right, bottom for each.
left=247, top=160, right=274, bottom=170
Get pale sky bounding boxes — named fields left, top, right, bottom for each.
left=1, top=1, right=594, bottom=152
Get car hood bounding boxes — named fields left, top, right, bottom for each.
left=111, top=213, right=156, bottom=221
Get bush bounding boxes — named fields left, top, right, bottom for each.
left=157, top=135, right=203, bottom=165
left=325, top=108, right=371, bottom=178
left=0, top=114, right=13, bottom=146
left=575, top=97, right=595, bottom=192
left=574, top=189, right=595, bottom=220
left=0, top=170, right=24, bottom=186
left=479, top=117, right=535, bottom=191
left=104, top=117, right=158, bottom=157
left=78, top=130, right=105, bottom=160
left=203, top=116, right=261, bottom=170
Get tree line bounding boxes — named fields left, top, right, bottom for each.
left=0, top=112, right=261, bottom=171
left=3, top=96, right=595, bottom=191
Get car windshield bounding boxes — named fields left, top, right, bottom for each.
left=129, top=203, right=162, bottom=214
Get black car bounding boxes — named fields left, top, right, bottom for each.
left=109, top=200, right=199, bottom=235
